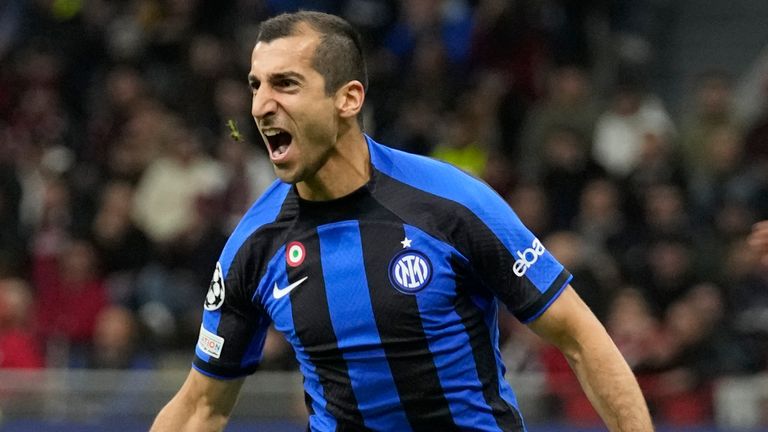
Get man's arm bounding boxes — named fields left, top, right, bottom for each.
left=528, top=285, right=653, bottom=431
left=151, top=368, right=245, bottom=431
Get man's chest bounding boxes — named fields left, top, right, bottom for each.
left=255, top=220, right=469, bottom=349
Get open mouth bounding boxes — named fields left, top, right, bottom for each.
left=262, top=129, right=293, bottom=160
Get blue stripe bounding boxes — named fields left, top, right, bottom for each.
left=367, top=136, right=563, bottom=294
left=317, top=222, right=412, bottom=431
left=403, top=225, right=501, bottom=430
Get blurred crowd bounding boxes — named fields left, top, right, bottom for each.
left=1, top=0, right=768, bottom=426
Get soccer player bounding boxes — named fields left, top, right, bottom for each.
left=151, top=11, right=653, bottom=432
left=749, top=220, right=768, bottom=265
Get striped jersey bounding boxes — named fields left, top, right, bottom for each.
left=194, top=135, right=572, bottom=431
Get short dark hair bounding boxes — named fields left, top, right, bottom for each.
left=256, top=11, right=368, bottom=96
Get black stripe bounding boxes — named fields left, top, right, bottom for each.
left=516, top=269, right=571, bottom=323
left=452, top=258, right=524, bottom=431
left=288, top=230, right=367, bottom=429
left=359, top=222, right=459, bottom=431
left=304, top=387, right=314, bottom=416
left=192, top=357, right=259, bottom=379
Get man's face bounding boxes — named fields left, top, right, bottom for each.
left=249, top=29, right=340, bottom=184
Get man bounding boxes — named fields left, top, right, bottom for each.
left=749, top=220, right=768, bottom=265
left=151, top=11, right=653, bottom=432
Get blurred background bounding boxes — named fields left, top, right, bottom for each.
left=1, top=0, right=768, bottom=430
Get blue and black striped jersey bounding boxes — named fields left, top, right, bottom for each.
left=194, top=135, right=572, bottom=431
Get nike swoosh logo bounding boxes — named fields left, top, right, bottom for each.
left=273, top=276, right=309, bottom=299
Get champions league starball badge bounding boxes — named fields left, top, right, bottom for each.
left=204, top=262, right=226, bottom=311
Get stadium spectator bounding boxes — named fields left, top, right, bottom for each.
left=90, top=180, right=153, bottom=309
left=634, top=235, right=700, bottom=318
left=688, top=125, right=753, bottom=224
left=84, top=66, right=149, bottom=169
left=518, top=65, right=599, bottom=177
left=88, top=305, right=153, bottom=370
left=505, top=182, right=552, bottom=239
left=573, top=178, right=641, bottom=275
left=538, top=126, right=606, bottom=230
left=131, top=118, right=224, bottom=244
left=726, top=233, right=768, bottom=366
left=750, top=220, right=768, bottom=265
left=32, top=237, right=108, bottom=366
left=678, top=70, right=742, bottom=177
left=430, top=96, right=492, bottom=177
left=592, top=77, right=676, bottom=178
left=0, top=278, right=43, bottom=369
left=0, top=162, right=24, bottom=272
left=644, top=286, right=753, bottom=425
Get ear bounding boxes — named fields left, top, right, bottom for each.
left=335, top=80, right=365, bottom=119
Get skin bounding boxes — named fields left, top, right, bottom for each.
left=529, top=286, right=654, bottom=431
left=248, top=24, right=368, bottom=201
left=151, top=22, right=653, bottom=432
left=748, top=220, right=768, bottom=266
left=150, top=370, right=244, bottom=431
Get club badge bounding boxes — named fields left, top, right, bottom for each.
left=388, top=250, right=432, bottom=294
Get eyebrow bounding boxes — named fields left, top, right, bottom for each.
left=248, top=71, right=305, bottom=88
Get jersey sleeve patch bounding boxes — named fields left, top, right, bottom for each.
left=197, top=325, right=225, bottom=359
left=204, top=262, right=226, bottom=311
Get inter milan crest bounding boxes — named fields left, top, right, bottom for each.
left=204, top=262, right=226, bottom=311
left=388, top=250, right=432, bottom=294
left=286, top=241, right=306, bottom=267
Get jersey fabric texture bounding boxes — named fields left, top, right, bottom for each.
left=194, top=135, right=573, bottom=431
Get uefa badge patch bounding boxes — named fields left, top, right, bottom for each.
left=198, top=325, right=224, bottom=359
left=388, top=250, right=432, bottom=294
left=204, top=262, right=225, bottom=311
left=286, top=241, right=306, bottom=267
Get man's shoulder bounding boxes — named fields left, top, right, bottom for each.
left=369, top=137, right=499, bottom=206
left=250, top=179, right=292, bottom=209
left=218, top=180, right=292, bottom=273
left=370, top=138, right=479, bottom=186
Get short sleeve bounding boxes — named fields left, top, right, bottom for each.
left=192, top=256, right=271, bottom=379
left=459, top=187, right=572, bottom=323
left=192, top=180, right=290, bottom=378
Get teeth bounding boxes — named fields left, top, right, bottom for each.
left=262, top=129, right=283, bottom=136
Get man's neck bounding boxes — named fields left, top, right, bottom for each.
left=296, top=131, right=370, bottom=201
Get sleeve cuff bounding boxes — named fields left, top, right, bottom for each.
left=515, top=269, right=572, bottom=324
left=192, top=356, right=260, bottom=380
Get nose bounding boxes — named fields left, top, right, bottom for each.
left=251, top=86, right=278, bottom=121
